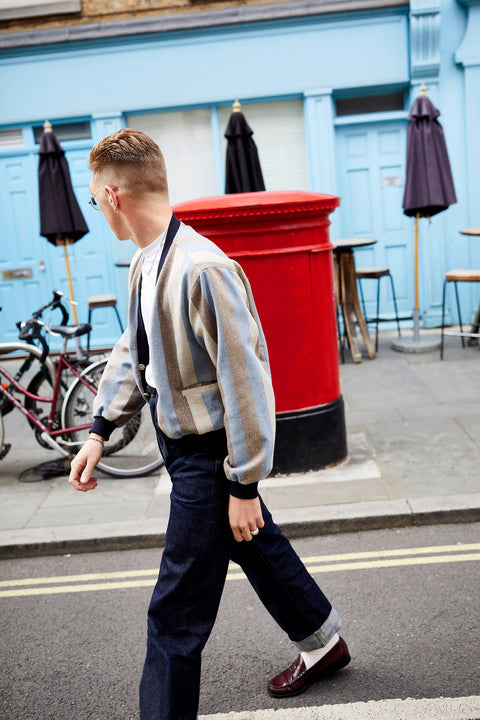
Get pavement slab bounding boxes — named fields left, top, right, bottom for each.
left=1, top=330, right=480, bottom=558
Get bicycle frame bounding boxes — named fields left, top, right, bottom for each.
left=0, top=342, right=99, bottom=456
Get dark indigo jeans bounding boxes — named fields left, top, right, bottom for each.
left=140, top=398, right=342, bottom=720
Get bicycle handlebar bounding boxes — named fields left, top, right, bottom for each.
left=16, top=290, right=71, bottom=362
left=31, top=290, right=69, bottom=325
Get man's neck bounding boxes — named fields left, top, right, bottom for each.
left=126, top=196, right=173, bottom=249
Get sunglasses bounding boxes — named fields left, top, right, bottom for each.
left=89, top=194, right=101, bottom=211
left=89, top=186, right=118, bottom=211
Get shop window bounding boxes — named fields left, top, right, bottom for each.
left=335, top=93, right=405, bottom=117
left=33, top=121, right=91, bottom=144
left=128, top=100, right=309, bottom=203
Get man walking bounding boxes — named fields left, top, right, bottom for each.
left=69, top=129, right=350, bottom=719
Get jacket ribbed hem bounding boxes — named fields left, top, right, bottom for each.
left=90, top=416, right=118, bottom=441
left=229, top=480, right=259, bottom=499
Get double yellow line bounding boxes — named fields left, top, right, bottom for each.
left=1, top=543, right=479, bottom=599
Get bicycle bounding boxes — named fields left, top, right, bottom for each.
left=0, top=293, right=164, bottom=478
left=1, top=291, right=87, bottom=437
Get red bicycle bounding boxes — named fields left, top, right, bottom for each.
left=0, top=292, right=163, bottom=478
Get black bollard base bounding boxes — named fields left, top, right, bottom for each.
left=272, top=396, right=347, bottom=475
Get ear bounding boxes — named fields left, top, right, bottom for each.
left=105, top=185, right=119, bottom=212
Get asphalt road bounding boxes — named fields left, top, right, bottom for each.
left=1, top=522, right=480, bottom=720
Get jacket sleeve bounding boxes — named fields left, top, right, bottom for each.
left=189, top=264, right=276, bottom=497
left=91, top=328, right=145, bottom=440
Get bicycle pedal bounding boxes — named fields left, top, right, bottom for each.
left=0, top=443, right=11, bottom=460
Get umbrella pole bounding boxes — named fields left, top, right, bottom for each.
left=391, top=212, right=440, bottom=353
left=413, top=213, right=420, bottom=342
left=63, top=243, right=78, bottom=325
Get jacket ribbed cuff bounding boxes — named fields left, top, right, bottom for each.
left=229, top=481, right=259, bottom=499
left=90, top=416, right=118, bottom=441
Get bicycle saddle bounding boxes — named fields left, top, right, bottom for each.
left=49, top=324, right=91, bottom=338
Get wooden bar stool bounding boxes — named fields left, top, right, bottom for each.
left=440, top=269, right=480, bottom=359
left=87, top=294, right=124, bottom=351
left=355, top=267, right=406, bottom=351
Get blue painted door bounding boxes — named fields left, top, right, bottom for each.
left=0, top=147, right=126, bottom=348
left=335, top=121, right=412, bottom=323
left=0, top=153, right=51, bottom=342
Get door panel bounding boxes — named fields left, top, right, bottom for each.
left=335, top=121, right=412, bottom=318
left=0, top=155, right=53, bottom=341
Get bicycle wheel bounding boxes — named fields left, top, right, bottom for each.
left=62, top=359, right=164, bottom=478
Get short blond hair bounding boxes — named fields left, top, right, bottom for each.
left=88, top=129, right=168, bottom=198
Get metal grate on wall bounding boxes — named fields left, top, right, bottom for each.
left=33, top=121, right=91, bottom=144
left=0, top=128, right=25, bottom=148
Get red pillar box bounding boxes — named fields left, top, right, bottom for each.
left=174, top=190, right=347, bottom=474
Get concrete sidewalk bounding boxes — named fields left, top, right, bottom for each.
left=1, top=329, right=480, bottom=559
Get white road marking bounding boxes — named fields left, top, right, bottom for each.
left=199, top=696, right=480, bottom=720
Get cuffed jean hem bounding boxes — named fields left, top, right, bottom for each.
left=294, top=607, right=343, bottom=651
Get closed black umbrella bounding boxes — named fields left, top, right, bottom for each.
left=403, top=93, right=456, bottom=218
left=38, top=121, right=89, bottom=323
left=225, top=100, right=265, bottom=194
left=393, top=86, right=456, bottom=351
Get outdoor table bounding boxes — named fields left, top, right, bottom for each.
left=459, top=228, right=480, bottom=342
left=332, top=238, right=377, bottom=363
left=459, top=227, right=480, bottom=236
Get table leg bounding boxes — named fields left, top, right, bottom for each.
left=347, top=254, right=376, bottom=359
left=339, top=252, right=362, bottom=363
left=337, top=250, right=376, bottom=362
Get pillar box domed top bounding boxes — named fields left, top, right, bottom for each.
left=174, top=190, right=340, bottom=256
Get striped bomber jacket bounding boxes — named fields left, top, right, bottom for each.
left=91, top=216, right=276, bottom=498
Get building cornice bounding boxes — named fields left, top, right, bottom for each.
left=0, top=0, right=409, bottom=50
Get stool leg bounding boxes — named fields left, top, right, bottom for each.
left=114, top=306, right=124, bottom=334
left=453, top=281, right=465, bottom=348
left=358, top=278, right=368, bottom=320
left=87, top=308, right=92, bottom=354
left=375, top=277, right=381, bottom=352
left=388, top=272, right=402, bottom=339
left=440, top=278, right=447, bottom=360
left=357, top=276, right=378, bottom=350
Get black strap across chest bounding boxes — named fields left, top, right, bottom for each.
left=137, top=213, right=180, bottom=382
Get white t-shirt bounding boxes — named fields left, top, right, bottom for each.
left=140, top=231, right=166, bottom=388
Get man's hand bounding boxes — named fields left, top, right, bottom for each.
left=229, top=496, right=265, bottom=542
left=68, top=436, right=104, bottom=492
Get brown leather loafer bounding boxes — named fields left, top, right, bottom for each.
left=268, top=636, right=350, bottom=698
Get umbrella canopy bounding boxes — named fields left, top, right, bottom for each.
left=38, top=124, right=89, bottom=245
left=402, top=94, right=457, bottom=218
left=225, top=102, right=266, bottom=194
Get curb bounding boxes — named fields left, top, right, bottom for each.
left=1, top=493, right=480, bottom=560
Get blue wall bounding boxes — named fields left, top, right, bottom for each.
left=0, top=12, right=409, bottom=124
left=0, top=0, right=478, bottom=345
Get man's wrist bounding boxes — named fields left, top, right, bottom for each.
left=86, top=433, right=105, bottom=447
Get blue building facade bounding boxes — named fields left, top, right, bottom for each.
left=0, top=0, right=478, bottom=347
